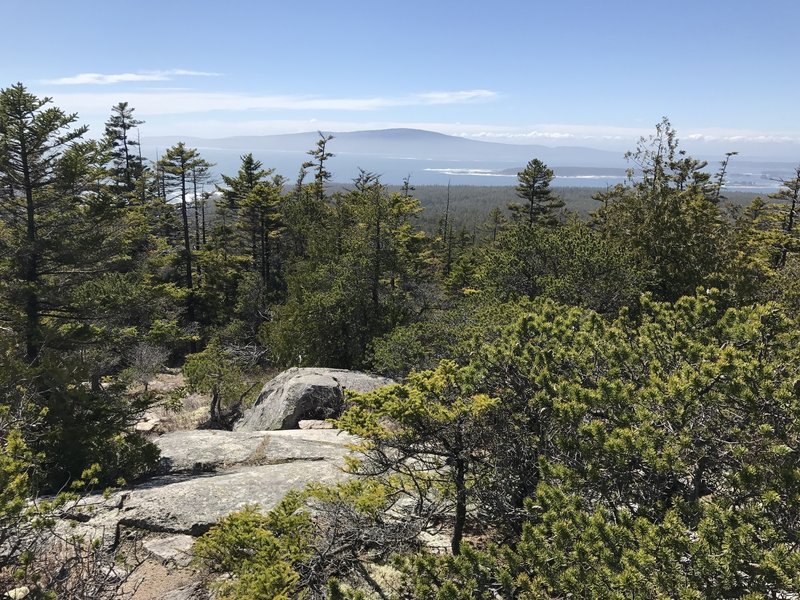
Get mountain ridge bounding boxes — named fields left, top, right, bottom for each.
left=143, top=128, right=625, bottom=166
left=140, top=128, right=795, bottom=188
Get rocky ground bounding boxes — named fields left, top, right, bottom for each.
left=67, top=428, right=357, bottom=598
left=57, top=367, right=392, bottom=599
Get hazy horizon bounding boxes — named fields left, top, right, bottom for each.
left=2, top=0, right=799, bottom=164
left=136, top=128, right=794, bottom=189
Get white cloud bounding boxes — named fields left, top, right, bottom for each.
left=31, top=85, right=800, bottom=159
left=42, top=69, right=221, bottom=85
left=415, top=90, right=497, bottom=104
left=452, top=124, right=800, bottom=147
left=686, top=131, right=799, bottom=144
left=44, top=89, right=499, bottom=115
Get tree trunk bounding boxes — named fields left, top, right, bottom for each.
left=210, top=386, right=220, bottom=424
left=779, top=169, right=799, bottom=267
left=451, top=454, right=467, bottom=556
left=122, top=124, right=132, bottom=192
left=201, top=198, right=207, bottom=246
left=372, top=191, right=381, bottom=314
left=21, top=138, right=40, bottom=363
left=192, top=171, right=202, bottom=280
left=260, top=210, right=270, bottom=283
left=179, top=169, right=195, bottom=348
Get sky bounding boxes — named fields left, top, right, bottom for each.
left=3, top=0, right=800, bottom=160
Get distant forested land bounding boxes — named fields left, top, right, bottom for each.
left=327, top=182, right=762, bottom=232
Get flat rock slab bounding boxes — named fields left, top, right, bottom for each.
left=155, top=430, right=268, bottom=473
left=119, top=460, right=347, bottom=535
left=67, top=429, right=357, bottom=539
left=155, top=428, right=356, bottom=474
left=159, top=582, right=204, bottom=600
left=299, top=419, right=335, bottom=429
left=143, top=534, right=196, bottom=567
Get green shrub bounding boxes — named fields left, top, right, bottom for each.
left=193, top=495, right=313, bottom=599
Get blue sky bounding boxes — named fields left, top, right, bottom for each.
left=3, top=0, right=799, bottom=158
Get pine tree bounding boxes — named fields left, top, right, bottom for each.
left=0, top=84, right=158, bottom=488
left=268, top=172, right=426, bottom=368
left=0, top=83, right=89, bottom=362
left=217, top=153, right=281, bottom=278
left=283, top=137, right=335, bottom=261
left=158, top=143, right=211, bottom=333
left=218, top=153, right=269, bottom=209
left=104, top=102, right=144, bottom=196
left=509, top=158, right=563, bottom=226
left=592, top=119, right=728, bottom=301
left=303, top=132, right=334, bottom=203
left=770, top=165, right=800, bottom=267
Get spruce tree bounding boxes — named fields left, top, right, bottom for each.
left=104, top=102, right=144, bottom=196
left=0, top=83, right=89, bottom=362
left=510, top=158, right=563, bottom=226
left=158, top=142, right=211, bottom=332
left=0, top=84, right=157, bottom=488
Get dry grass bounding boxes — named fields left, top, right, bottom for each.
left=133, top=372, right=211, bottom=434
left=134, top=367, right=276, bottom=434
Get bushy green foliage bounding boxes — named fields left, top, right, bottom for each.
left=340, top=361, right=497, bottom=554
left=184, top=339, right=256, bottom=425
left=194, top=497, right=314, bottom=599
left=0, top=426, right=35, bottom=566
left=25, top=368, right=157, bottom=489
left=0, top=84, right=161, bottom=491
left=395, top=544, right=514, bottom=600
left=396, top=482, right=800, bottom=598
left=338, top=292, right=800, bottom=596
left=194, top=480, right=420, bottom=599
left=465, top=293, right=800, bottom=527
left=723, top=171, right=800, bottom=307
left=480, top=218, right=650, bottom=313
left=507, top=483, right=800, bottom=598
left=592, top=119, right=731, bottom=301
left=368, top=294, right=528, bottom=379
left=266, top=171, right=430, bottom=368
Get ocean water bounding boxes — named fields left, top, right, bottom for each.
left=148, top=146, right=785, bottom=192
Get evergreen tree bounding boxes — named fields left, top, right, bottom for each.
left=509, top=158, right=563, bottom=225
left=267, top=172, right=427, bottom=368
left=480, top=219, right=649, bottom=313
left=218, top=153, right=269, bottom=210
left=0, top=84, right=157, bottom=488
left=283, top=137, right=334, bottom=261
left=217, top=153, right=283, bottom=283
left=190, top=159, right=214, bottom=255
left=158, top=143, right=211, bottom=335
left=200, top=155, right=287, bottom=347
left=770, top=165, right=800, bottom=267
left=485, top=206, right=507, bottom=242
left=593, top=119, right=729, bottom=301
left=104, top=102, right=144, bottom=196
left=303, top=132, right=334, bottom=203
left=339, top=361, right=496, bottom=555
left=0, top=83, right=89, bottom=362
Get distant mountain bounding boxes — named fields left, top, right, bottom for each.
left=140, top=128, right=793, bottom=189
left=144, top=128, right=625, bottom=165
